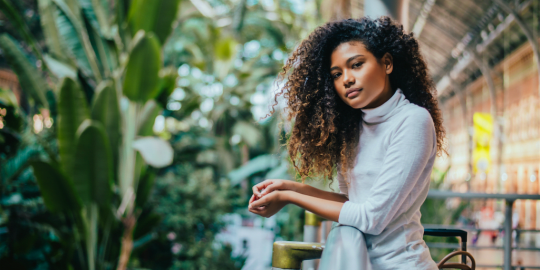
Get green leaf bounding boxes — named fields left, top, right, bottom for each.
left=1, top=146, right=40, bottom=182
left=123, top=31, right=162, bottom=102
left=213, top=37, right=238, bottom=80
left=51, top=0, right=103, bottom=80
left=214, top=37, right=238, bottom=61
left=138, top=101, right=162, bottom=136
left=91, top=80, right=120, bottom=179
left=265, top=162, right=290, bottom=180
left=135, top=170, right=155, bottom=209
left=0, top=34, right=49, bottom=108
left=43, top=54, right=77, bottom=79
left=155, top=67, right=178, bottom=108
left=232, top=121, right=262, bottom=147
left=90, top=0, right=114, bottom=39
left=57, top=77, right=90, bottom=178
left=49, top=0, right=92, bottom=75
left=80, top=0, right=112, bottom=74
left=38, top=0, right=73, bottom=65
left=0, top=0, right=43, bottom=61
left=227, top=154, right=279, bottom=185
left=133, top=211, right=161, bottom=240
left=31, top=161, right=82, bottom=212
left=132, top=137, right=173, bottom=168
left=73, top=120, right=113, bottom=206
left=134, top=151, right=146, bottom=190
left=128, top=0, right=181, bottom=44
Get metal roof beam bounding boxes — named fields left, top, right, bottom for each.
left=493, top=0, right=540, bottom=97
left=436, top=0, right=533, bottom=97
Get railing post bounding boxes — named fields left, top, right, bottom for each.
left=504, top=199, right=514, bottom=270
left=303, top=211, right=322, bottom=270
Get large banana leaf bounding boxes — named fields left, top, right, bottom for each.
left=90, top=0, right=114, bottom=39
left=123, top=31, right=162, bottom=102
left=80, top=0, right=114, bottom=74
left=64, top=0, right=82, bottom=18
left=51, top=0, right=102, bottom=80
left=0, top=34, right=49, bottom=108
left=128, top=0, right=181, bottom=44
left=57, top=77, right=89, bottom=177
left=38, top=0, right=73, bottom=65
left=31, top=161, right=82, bottom=212
left=49, top=0, right=92, bottom=76
left=73, top=120, right=113, bottom=206
left=91, top=80, right=120, bottom=177
left=43, top=54, right=78, bottom=79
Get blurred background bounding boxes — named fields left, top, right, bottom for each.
left=0, top=0, right=539, bottom=269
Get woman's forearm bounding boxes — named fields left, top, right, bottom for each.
left=290, top=181, right=349, bottom=203
left=283, top=190, right=344, bottom=222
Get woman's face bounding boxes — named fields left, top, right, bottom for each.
left=330, top=41, right=394, bottom=109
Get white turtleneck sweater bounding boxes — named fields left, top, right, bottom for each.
left=337, top=88, right=439, bottom=269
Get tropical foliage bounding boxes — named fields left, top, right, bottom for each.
left=0, top=0, right=183, bottom=268
left=0, top=0, right=327, bottom=269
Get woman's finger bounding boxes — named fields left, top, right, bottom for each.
left=252, top=185, right=261, bottom=198
left=251, top=196, right=268, bottom=208
left=249, top=194, right=255, bottom=204
left=249, top=206, right=265, bottom=215
left=253, top=180, right=273, bottom=197
left=260, top=183, right=279, bottom=197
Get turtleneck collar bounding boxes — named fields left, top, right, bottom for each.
left=360, top=88, right=409, bottom=124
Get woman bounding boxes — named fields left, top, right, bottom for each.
left=248, top=16, right=445, bottom=269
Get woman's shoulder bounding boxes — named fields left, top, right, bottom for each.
left=388, top=103, right=437, bottom=150
left=396, top=102, right=434, bottom=127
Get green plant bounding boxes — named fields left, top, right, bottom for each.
left=0, top=0, right=183, bottom=269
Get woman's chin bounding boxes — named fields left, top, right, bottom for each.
left=347, top=100, right=366, bottom=110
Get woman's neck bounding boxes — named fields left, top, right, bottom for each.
left=360, top=88, right=405, bottom=124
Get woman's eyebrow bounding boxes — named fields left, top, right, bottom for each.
left=330, top=54, right=364, bottom=71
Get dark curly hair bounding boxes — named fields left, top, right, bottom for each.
left=270, top=16, right=446, bottom=186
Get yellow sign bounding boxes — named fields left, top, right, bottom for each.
left=472, top=113, right=492, bottom=173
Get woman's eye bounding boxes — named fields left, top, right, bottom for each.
left=353, top=62, right=362, bottom=68
left=332, top=73, right=341, bottom=79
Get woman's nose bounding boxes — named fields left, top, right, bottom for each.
left=343, top=70, right=355, bottom=87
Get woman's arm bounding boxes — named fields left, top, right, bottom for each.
left=249, top=190, right=345, bottom=222
left=291, top=182, right=349, bottom=203
left=284, top=190, right=345, bottom=222
left=253, top=179, right=349, bottom=203
left=337, top=110, right=436, bottom=235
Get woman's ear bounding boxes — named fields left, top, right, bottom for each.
left=383, top=52, right=393, bottom=74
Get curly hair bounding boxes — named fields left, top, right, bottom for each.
left=270, top=16, right=446, bottom=186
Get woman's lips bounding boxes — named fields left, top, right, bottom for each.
left=346, top=88, right=362, bottom=98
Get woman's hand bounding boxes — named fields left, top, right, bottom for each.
left=248, top=190, right=291, bottom=218
left=252, top=179, right=296, bottom=199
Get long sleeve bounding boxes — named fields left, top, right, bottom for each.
left=336, top=164, right=349, bottom=199
left=338, top=109, right=436, bottom=235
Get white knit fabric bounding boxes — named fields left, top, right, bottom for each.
left=337, top=88, right=439, bottom=269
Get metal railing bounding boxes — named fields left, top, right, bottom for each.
left=273, top=190, right=540, bottom=270
left=427, top=190, right=540, bottom=270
